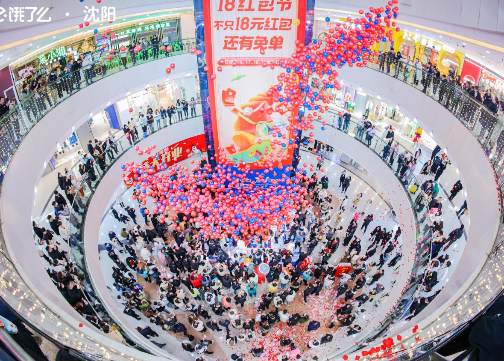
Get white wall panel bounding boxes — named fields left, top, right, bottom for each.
left=498, top=0, right=504, bottom=32
left=461, top=0, right=483, bottom=29
left=479, top=0, right=499, bottom=31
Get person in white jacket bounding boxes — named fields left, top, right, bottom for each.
left=285, top=289, right=296, bottom=305
left=278, top=309, right=290, bottom=322
left=414, top=58, right=423, bottom=86
left=82, top=54, right=94, bottom=86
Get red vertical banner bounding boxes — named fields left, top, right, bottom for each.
left=203, top=0, right=307, bottom=170
left=460, top=59, right=482, bottom=86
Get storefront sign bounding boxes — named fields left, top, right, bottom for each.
left=117, top=21, right=176, bottom=37
left=37, top=46, right=72, bottom=64
left=201, top=0, right=308, bottom=170
left=460, top=59, right=482, bottom=85
left=481, top=69, right=504, bottom=96
left=124, top=134, right=206, bottom=187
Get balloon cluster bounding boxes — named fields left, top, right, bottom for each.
left=123, top=2, right=400, bottom=241
left=122, top=146, right=312, bottom=241
left=270, top=1, right=400, bottom=136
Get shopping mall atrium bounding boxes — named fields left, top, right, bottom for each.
left=0, top=0, right=503, bottom=360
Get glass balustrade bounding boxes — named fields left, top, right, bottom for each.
left=0, top=41, right=502, bottom=361
left=0, top=42, right=196, bottom=361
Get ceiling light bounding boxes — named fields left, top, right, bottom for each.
left=486, top=50, right=490, bottom=54
left=52, top=36, right=56, bottom=38
left=0, top=54, right=3, bottom=58
left=28, top=43, right=32, bottom=46
left=65, top=12, right=70, bottom=16
left=462, top=42, right=466, bottom=46
left=439, top=35, right=442, bottom=38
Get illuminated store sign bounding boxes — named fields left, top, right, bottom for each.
left=37, top=46, right=74, bottom=64
left=117, top=21, right=176, bottom=36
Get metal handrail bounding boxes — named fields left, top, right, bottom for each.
left=0, top=50, right=200, bottom=361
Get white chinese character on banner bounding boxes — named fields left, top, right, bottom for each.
left=8, top=7, right=25, bottom=22
left=35, top=7, right=51, bottom=22
left=83, top=6, right=100, bottom=23
left=102, top=7, right=116, bottom=22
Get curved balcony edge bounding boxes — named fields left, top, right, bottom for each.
left=0, top=54, right=199, bottom=360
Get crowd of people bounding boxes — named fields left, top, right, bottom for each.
left=29, top=123, right=469, bottom=360
left=375, top=50, right=503, bottom=151
left=32, top=166, right=119, bottom=335
left=376, top=50, right=503, bottom=117
left=328, top=105, right=466, bottom=325
left=96, top=152, right=421, bottom=360
left=25, top=93, right=469, bottom=360
left=2, top=35, right=194, bottom=125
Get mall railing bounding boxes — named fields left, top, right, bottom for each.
left=314, top=58, right=504, bottom=359
left=62, top=106, right=465, bottom=360
left=38, top=102, right=202, bottom=357
left=0, top=42, right=196, bottom=361
left=0, top=40, right=501, bottom=360
left=0, top=38, right=196, bottom=171
left=364, top=56, right=504, bottom=195
left=309, top=113, right=469, bottom=358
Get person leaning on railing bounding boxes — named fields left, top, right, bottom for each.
left=0, top=96, right=10, bottom=117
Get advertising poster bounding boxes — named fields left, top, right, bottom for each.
left=202, top=0, right=308, bottom=170
left=460, top=59, right=482, bottom=85
left=480, top=68, right=504, bottom=97
left=124, top=134, right=206, bottom=187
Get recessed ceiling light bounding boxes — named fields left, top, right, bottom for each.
left=28, top=43, right=32, bottom=46
left=438, top=35, right=442, bottom=38
left=65, top=12, right=70, bottom=16
left=486, top=50, right=490, bottom=54
left=462, top=42, right=466, bottom=46
left=52, top=36, right=56, bottom=38
left=0, top=54, right=3, bottom=57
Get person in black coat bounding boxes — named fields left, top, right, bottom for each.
left=33, top=222, right=44, bottom=240
left=111, top=208, right=121, bottom=222
left=47, top=215, right=60, bottom=235
left=287, top=313, right=300, bottom=326
left=449, top=180, right=463, bottom=201
left=136, top=325, right=159, bottom=338
left=321, top=333, right=334, bottom=344
left=206, top=319, right=222, bottom=332
left=0, top=300, right=49, bottom=361
left=54, top=191, right=67, bottom=207
left=125, top=206, right=138, bottom=224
